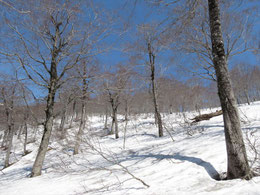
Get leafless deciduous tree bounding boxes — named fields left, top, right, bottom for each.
left=103, top=66, right=133, bottom=139
left=0, top=0, right=99, bottom=176
left=129, top=23, right=171, bottom=137
left=207, top=0, right=253, bottom=180
left=73, top=60, right=98, bottom=155
left=178, top=1, right=254, bottom=81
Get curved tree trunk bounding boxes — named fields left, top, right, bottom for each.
left=208, top=0, right=252, bottom=180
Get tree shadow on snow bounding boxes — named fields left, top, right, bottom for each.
left=130, top=153, right=220, bottom=180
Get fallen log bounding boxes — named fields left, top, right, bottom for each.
left=191, top=110, right=223, bottom=123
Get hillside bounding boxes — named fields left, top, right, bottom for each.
left=1, top=102, right=260, bottom=195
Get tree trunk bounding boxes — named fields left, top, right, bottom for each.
left=22, top=112, right=29, bottom=155
left=31, top=86, right=56, bottom=177
left=148, top=43, right=163, bottom=137
left=110, top=117, right=115, bottom=135
left=124, top=100, right=129, bottom=122
left=123, top=111, right=128, bottom=149
left=17, top=125, right=23, bottom=140
left=2, top=87, right=15, bottom=168
left=208, top=0, right=253, bottom=180
left=104, top=106, right=108, bottom=129
left=73, top=100, right=86, bottom=155
left=1, top=129, right=8, bottom=148
left=69, top=100, right=76, bottom=128
left=59, top=104, right=68, bottom=139
left=23, top=123, right=28, bottom=155
left=74, top=67, right=88, bottom=155
left=4, top=121, right=14, bottom=168
left=244, top=90, right=250, bottom=105
left=191, top=110, right=222, bottom=123
left=114, top=108, right=119, bottom=139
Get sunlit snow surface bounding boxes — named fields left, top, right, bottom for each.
left=1, top=102, right=260, bottom=195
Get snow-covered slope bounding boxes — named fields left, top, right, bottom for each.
left=0, top=102, right=260, bottom=195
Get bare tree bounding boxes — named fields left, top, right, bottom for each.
left=207, top=0, right=253, bottom=180
left=73, top=60, right=98, bottom=155
left=103, top=66, right=133, bottom=139
left=178, top=1, right=254, bottom=81
left=132, top=23, right=170, bottom=137
left=0, top=0, right=90, bottom=176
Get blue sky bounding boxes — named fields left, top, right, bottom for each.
left=0, top=0, right=259, bottom=98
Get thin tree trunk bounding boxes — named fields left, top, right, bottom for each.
left=114, top=108, right=119, bottom=139
left=23, top=123, right=28, bottom=154
left=22, top=112, right=29, bottom=155
left=4, top=124, right=14, bottom=168
left=123, top=111, right=128, bottom=149
left=124, top=100, right=129, bottom=121
left=69, top=100, right=76, bottom=128
left=148, top=43, right=163, bottom=137
left=104, top=107, right=108, bottom=129
left=33, top=125, right=38, bottom=143
left=73, top=100, right=86, bottom=155
left=4, top=113, right=14, bottom=168
left=59, top=104, right=68, bottom=139
left=244, top=90, right=250, bottom=105
left=74, top=66, right=87, bottom=155
left=208, top=0, right=253, bottom=180
left=17, top=125, right=23, bottom=140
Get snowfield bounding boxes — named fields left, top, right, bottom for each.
left=1, top=102, right=260, bottom=195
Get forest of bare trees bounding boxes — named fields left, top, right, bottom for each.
left=0, top=0, right=259, bottom=187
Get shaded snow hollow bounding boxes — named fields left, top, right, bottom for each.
left=1, top=102, right=260, bottom=195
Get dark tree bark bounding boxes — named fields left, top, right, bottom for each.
left=208, top=0, right=253, bottom=180
left=110, top=97, right=119, bottom=139
left=113, top=108, right=119, bottom=139
left=148, top=43, right=163, bottom=137
left=191, top=110, right=222, bottom=123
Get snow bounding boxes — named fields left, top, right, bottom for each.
left=1, top=102, right=260, bottom=195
